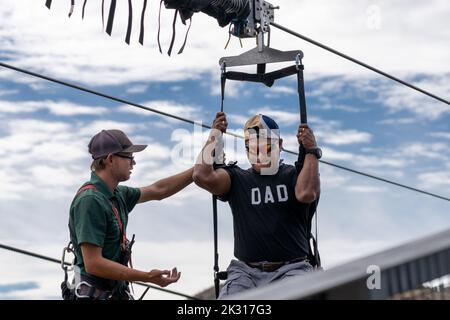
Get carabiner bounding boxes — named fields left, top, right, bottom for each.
left=61, top=242, right=75, bottom=272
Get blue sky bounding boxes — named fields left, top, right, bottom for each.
left=0, top=0, right=449, bottom=299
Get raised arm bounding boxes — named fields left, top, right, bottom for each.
left=138, top=167, right=194, bottom=203
left=295, top=124, right=321, bottom=203
left=193, top=112, right=231, bottom=196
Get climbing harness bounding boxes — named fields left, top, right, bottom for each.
left=60, top=184, right=137, bottom=300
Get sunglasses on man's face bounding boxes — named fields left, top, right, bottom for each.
left=115, top=153, right=135, bottom=162
left=245, top=141, right=274, bottom=153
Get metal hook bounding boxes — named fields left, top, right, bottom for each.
left=221, top=62, right=226, bottom=74
left=61, top=243, right=75, bottom=271
left=295, top=53, right=302, bottom=70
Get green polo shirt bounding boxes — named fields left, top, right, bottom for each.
left=69, top=172, right=141, bottom=290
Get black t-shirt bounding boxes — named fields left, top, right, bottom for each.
left=219, top=163, right=312, bottom=262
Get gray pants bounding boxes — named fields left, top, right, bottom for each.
left=218, top=259, right=314, bottom=299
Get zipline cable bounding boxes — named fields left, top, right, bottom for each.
left=284, top=149, right=450, bottom=202
left=270, top=22, right=449, bottom=105
left=0, top=61, right=449, bottom=203
left=0, top=242, right=199, bottom=300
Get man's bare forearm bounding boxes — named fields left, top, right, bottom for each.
left=139, top=167, right=194, bottom=202
left=193, top=133, right=217, bottom=184
left=296, top=155, right=320, bottom=203
left=87, top=257, right=149, bottom=282
left=154, top=167, right=194, bottom=199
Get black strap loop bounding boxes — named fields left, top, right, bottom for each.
left=82, top=0, right=87, bottom=20
left=297, top=64, right=307, bottom=124
left=68, top=0, right=75, bottom=18
left=45, top=0, right=52, bottom=9
left=223, top=65, right=299, bottom=88
left=212, top=194, right=220, bottom=298
left=106, top=0, right=117, bottom=36
left=167, top=9, right=179, bottom=56
left=177, top=18, right=192, bottom=54
left=157, top=0, right=164, bottom=54
left=125, top=0, right=133, bottom=44
left=101, top=0, right=105, bottom=30
left=139, top=0, right=148, bottom=45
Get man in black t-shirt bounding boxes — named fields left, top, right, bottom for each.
left=193, top=112, right=321, bottom=298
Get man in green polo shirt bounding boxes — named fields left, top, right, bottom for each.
left=66, top=129, right=193, bottom=300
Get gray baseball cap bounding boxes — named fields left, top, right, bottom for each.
left=88, top=129, right=147, bottom=160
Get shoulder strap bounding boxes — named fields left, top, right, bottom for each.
left=74, top=184, right=97, bottom=199
left=74, top=184, right=126, bottom=245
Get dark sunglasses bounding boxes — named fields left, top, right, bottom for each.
left=115, top=153, right=135, bottom=162
left=245, top=142, right=273, bottom=152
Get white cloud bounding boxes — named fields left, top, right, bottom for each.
left=429, top=132, right=450, bottom=140
left=248, top=108, right=300, bottom=126
left=227, top=113, right=250, bottom=128
left=309, top=77, right=346, bottom=97
left=377, top=117, right=417, bottom=125
left=394, top=142, right=450, bottom=160
left=0, top=89, right=19, bottom=97
left=314, top=103, right=368, bottom=113
left=377, top=74, right=450, bottom=120
left=0, top=100, right=108, bottom=116
left=346, top=185, right=385, bottom=193
left=0, top=117, right=167, bottom=200
left=264, top=85, right=297, bottom=98
left=316, top=129, right=372, bottom=145
left=320, top=146, right=354, bottom=161
left=417, top=171, right=450, bottom=188
left=125, top=84, right=148, bottom=94
left=117, top=100, right=202, bottom=123
left=77, top=120, right=142, bottom=136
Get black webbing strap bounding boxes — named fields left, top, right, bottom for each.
left=211, top=67, right=229, bottom=299
left=68, top=0, right=75, bottom=18
left=293, top=64, right=321, bottom=268
left=167, top=9, right=179, bottom=56
left=314, top=204, right=320, bottom=268
left=125, top=0, right=133, bottom=44
left=177, top=18, right=192, bottom=55
left=106, top=0, right=117, bottom=36
left=224, top=65, right=299, bottom=88
left=212, top=194, right=220, bottom=299
left=297, top=65, right=307, bottom=124
left=220, top=71, right=226, bottom=113
left=82, top=0, right=87, bottom=20
left=45, top=0, right=52, bottom=9
left=157, top=0, right=164, bottom=53
left=139, top=0, right=148, bottom=45
left=102, top=0, right=105, bottom=30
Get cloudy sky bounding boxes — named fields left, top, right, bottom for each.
left=0, top=0, right=449, bottom=299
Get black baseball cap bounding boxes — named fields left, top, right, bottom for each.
left=88, top=129, right=147, bottom=160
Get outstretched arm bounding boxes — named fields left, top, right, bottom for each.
left=295, top=124, right=321, bottom=203
left=138, top=167, right=194, bottom=203
left=192, top=112, right=231, bottom=196
left=81, top=243, right=180, bottom=287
